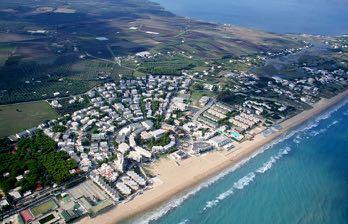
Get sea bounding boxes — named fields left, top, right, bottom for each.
left=129, top=99, right=348, bottom=224
left=153, top=0, right=348, bottom=35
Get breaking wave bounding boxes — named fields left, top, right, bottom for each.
left=203, top=146, right=292, bottom=211
left=177, top=219, right=189, bottom=224
left=134, top=154, right=259, bottom=224
left=327, top=120, right=339, bottom=128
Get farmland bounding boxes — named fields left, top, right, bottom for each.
left=0, top=0, right=303, bottom=104
left=0, top=101, right=58, bottom=137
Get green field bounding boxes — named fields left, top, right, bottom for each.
left=189, top=90, right=216, bottom=107
left=0, top=101, right=58, bottom=137
left=30, top=199, right=58, bottom=218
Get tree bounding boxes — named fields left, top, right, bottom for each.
left=217, top=91, right=245, bottom=105
left=0, top=138, right=13, bottom=153
left=0, top=132, right=76, bottom=194
left=52, top=125, right=67, bottom=133
left=192, top=83, right=204, bottom=90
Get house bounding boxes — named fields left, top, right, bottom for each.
left=0, top=198, right=9, bottom=209
left=199, top=96, right=210, bottom=107
left=209, top=135, right=231, bottom=148
left=171, top=150, right=189, bottom=160
left=20, top=209, right=34, bottom=224
left=9, top=187, right=22, bottom=200
left=140, top=131, right=152, bottom=141
left=129, top=133, right=137, bottom=148
left=192, top=141, right=213, bottom=153
left=118, top=143, right=130, bottom=154
left=127, top=170, right=146, bottom=186
left=151, top=129, right=167, bottom=140
left=134, top=146, right=152, bottom=159
left=141, top=120, right=154, bottom=130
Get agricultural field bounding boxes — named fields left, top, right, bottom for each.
left=0, top=0, right=303, bottom=104
left=0, top=101, right=58, bottom=137
left=138, top=54, right=205, bottom=76
left=0, top=56, right=118, bottom=104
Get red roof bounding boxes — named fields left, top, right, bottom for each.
left=20, top=209, right=34, bottom=224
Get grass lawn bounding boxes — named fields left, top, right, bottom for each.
left=30, top=199, right=58, bottom=218
left=0, top=101, right=58, bottom=137
left=189, top=90, right=215, bottom=107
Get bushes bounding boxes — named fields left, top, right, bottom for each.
left=217, top=91, right=246, bottom=105
left=192, top=83, right=204, bottom=90
left=151, top=101, right=160, bottom=112
left=0, top=138, right=13, bottom=153
left=52, top=125, right=67, bottom=133
left=145, top=133, right=171, bottom=149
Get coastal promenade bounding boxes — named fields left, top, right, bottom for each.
left=79, top=90, right=348, bottom=224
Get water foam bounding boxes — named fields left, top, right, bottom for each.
left=203, top=146, right=292, bottom=211
left=256, top=157, right=276, bottom=174
left=134, top=155, right=256, bottom=224
left=177, top=219, right=189, bottom=224
left=327, top=120, right=339, bottom=128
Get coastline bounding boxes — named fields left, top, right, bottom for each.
left=79, top=90, right=348, bottom=224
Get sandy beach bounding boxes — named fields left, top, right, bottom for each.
left=79, top=90, right=348, bottom=224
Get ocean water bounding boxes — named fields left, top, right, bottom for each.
left=130, top=99, right=348, bottom=224
left=153, top=0, right=348, bottom=35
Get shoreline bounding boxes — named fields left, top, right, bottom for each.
left=79, top=90, right=348, bottom=224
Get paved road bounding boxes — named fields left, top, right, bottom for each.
left=192, top=98, right=215, bottom=121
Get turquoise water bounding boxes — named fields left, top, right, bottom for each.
left=131, top=100, right=348, bottom=224
left=153, top=0, right=348, bottom=35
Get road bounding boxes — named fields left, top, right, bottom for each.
left=192, top=98, right=215, bottom=121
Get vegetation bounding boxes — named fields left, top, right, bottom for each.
left=39, top=214, right=55, bottom=224
left=39, top=152, right=76, bottom=184
left=189, top=89, right=215, bottom=107
left=0, top=101, right=58, bottom=138
left=30, top=199, right=58, bottom=217
left=192, top=83, right=204, bottom=90
left=54, top=96, right=91, bottom=116
left=217, top=91, right=246, bottom=105
left=145, top=133, right=171, bottom=149
left=138, top=57, right=197, bottom=76
left=0, top=138, right=13, bottom=153
left=0, top=131, right=77, bottom=194
left=0, top=0, right=303, bottom=105
left=151, top=101, right=160, bottom=112
left=151, top=115, right=165, bottom=129
left=52, top=125, right=67, bottom=133
left=138, top=64, right=193, bottom=75
left=0, top=57, right=103, bottom=104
